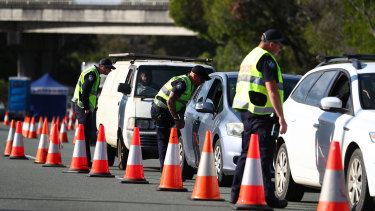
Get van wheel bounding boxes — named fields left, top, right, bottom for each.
left=117, top=131, right=128, bottom=170
left=214, top=140, right=232, bottom=186
left=275, top=143, right=304, bottom=201
left=346, top=149, right=373, bottom=211
left=178, top=136, right=194, bottom=180
left=107, top=143, right=116, bottom=166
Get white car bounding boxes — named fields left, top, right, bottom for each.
left=275, top=55, right=375, bottom=210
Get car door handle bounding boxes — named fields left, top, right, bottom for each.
left=313, top=123, right=319, bottom=128
left=344, top=127, right=350, bottom=131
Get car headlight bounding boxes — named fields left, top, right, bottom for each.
left=370, top=132, right=375, bottom=143
left=226, top=122, right=244, bottom=137
left=127, top=117, right=155, bottom=130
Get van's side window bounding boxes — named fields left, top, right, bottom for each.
left=124, top=66, right=135, bottom=91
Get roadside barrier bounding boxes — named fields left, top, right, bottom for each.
left=64, top=124, right=89, bottom=173
left=9, top=121, right=28, bottom=160
left=120, top=127, right=148, bottom=183
left=190, top=131, right=223, bottom=201
left=157, top=128, right=187, bottom=192
left=233, top=134, right=272, bottom=210
left=89, top=125, right=114, bottom=177
left=43, top=123, right=65, bottom=167
left=4, top=120, right=16, bottom=156
left=317, top=141, right=349, bottom=211
left=28, top=116, right=37, bottom=139
left=34, top=118, right=49, bottom=164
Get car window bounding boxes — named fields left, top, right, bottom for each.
left=206, top=79, right=223, bottom=112
left=228, top=77, right=238, bottom=106
left=292, top=72, right=322, bottom=102
left=328, top=72, right=350, bottom=108
left=283, top=76, right=301, bottom=100
left=359, top=73, right=375, bottom=109
left=194, top=79, right=212, bottom=103
left=305, top=71, right=336, bottom=106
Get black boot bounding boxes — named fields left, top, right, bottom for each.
left=265, top=194, right=288, bottom=208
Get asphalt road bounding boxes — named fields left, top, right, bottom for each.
left=0, top=123, right=319, bottom=211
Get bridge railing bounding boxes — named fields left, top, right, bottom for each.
left=0, top=0, right=170, bottom=6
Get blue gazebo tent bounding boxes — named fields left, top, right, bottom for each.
left=30, top=73, right=68, bottom=120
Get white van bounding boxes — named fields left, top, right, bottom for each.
left=96, top=53, right=215, bottom=169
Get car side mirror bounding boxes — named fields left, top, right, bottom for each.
left=320, top=97, right=345, bottom=112
left=118, top=83, right=131, bottom=95
left=195, top=102, right=215, bottom=113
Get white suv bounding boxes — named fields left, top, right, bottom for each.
left=275, top=55, right=375, bottom=210
left=96, top=53, right=215, bottom=169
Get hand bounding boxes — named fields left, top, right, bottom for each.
left=279, top=118, right=287, bottom=134
left=175, top=119, right=185, bottom=129
left=84, top=110, right=89, bottom=114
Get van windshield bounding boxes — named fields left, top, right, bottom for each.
left=135, top=65, right=195, bottom=98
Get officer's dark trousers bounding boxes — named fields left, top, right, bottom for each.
left=75, top=105, right=93, bottom=166
left=151, top=105, right=174, bottom=173
left=231, top=110, right=275, bottom=201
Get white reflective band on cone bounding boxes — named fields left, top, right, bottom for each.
left=127, top=145, right=143, bottom=165
left=60, top=124, right=66, bottom=133
left=38, top=134, right=49, bottom=149
left=319, top=169, right=349, bottom=202
left=164, top=143, right=180, bottom=165
left=241, top=158, right=263, bottom=186
left=73, top=140, right=87, bottom=157
left=7, top=128, right=15, bottom=141
left=12, top=133, right=24, bottom=147
left=93, top=141, right=108, bottom=160
left=197, top=152, right=217, bottom=177
left=48, top=143, right=60, bottom=153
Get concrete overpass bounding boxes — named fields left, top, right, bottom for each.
left=0, top=0, right=195, bottom=77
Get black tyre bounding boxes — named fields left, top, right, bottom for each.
left=275, top=143, right=304, bottom=201
left=214, top=140, right=233, bottom=186
left=346, top=149, right=374, bottom=211
left=117, top=130, right=129, bottom=170
left=178, top=136, right=195, bottom=180
left=107, top=143, right=116, bottom=166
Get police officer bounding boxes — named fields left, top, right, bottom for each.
left=151, top=65, right=210, bottom=173
left=72, top=58, right=115, bottom=167
left=230, top=29, right=289, bottom=208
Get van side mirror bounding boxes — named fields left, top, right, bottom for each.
left=118, top=83, right=131, bottom=95
left=320, top=97, right=346, bottom=113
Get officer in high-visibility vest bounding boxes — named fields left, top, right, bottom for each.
left=72, top=58, right=115, bottom=167
left=151, top=65, right=211, bottom=173
left=230, top=29, right=289, bottom=208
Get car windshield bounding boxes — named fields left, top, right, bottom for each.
left=359, top=73, right=375, bottom=109
left=135, top=65, right=193, bottom=98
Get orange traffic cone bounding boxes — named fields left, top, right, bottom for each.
left=52, top=116, right=56, bottom=125
left=67, top=110, right=73, bottom=130
left=56, top=116, right=60, bottom=131
left=73, top=126, right=78, bottom=144
left=64, top=124, right=89, bottom=173
left=35, top=119, right=49, bottom=164
left=3, top=111, right=9, bottom=125
left=59, top=120, right=68, bottom=143
left=157, top=128, right=187, bottom=192
left=74, top=118, right=78, bottom=130
left=22, top=116, right=29, bottom=137
left=37, top=116, right=43, bottom=135
left=190, top=131, right=223, bottom=201
left=28, top=116, right=37, bottom=139
left=317, top=141, right=350, bottom=211
left=120, top=127, right=148, bottom=183
left=43, top=124, right=65, bottom=167
left=233, top=134, right=272, bottom=210
left=9, top=121, right=28, bottom=160
left=89, top=125, right=114, bottom=177
left=4, top=120, right=16, bottom=156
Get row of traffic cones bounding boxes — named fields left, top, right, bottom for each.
left=2, top=117, right=350, bottom=209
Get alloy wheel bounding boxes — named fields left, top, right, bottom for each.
left=214, top=145, right=222, bottom=178
left=348, top=158, right=362, bottom=205
left=275, top=150, right=288, bottom=194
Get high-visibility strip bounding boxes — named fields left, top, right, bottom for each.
left=319, top=169, right=349, bottom=202
left=241, top=158, right=263, bottom=186
left=12, top=133, right=24, bottom=147
left=7, top=128, right=15, bottom=141
left=48, top=143, right=60, bottom=154
left=72, top=140, right=87, bottom=157
left=164, top=143, right=180, bottom=165
left=237, top=75, right=283, bottom=90
left=196, top=152, right=217, bottom=177
left=253, top=106, right=275, bottom=114
left=38, top=134, right=49, bottom=149
left=93, top=141, right=107, bottom=160
left=127, top=145, right=143, bottom=165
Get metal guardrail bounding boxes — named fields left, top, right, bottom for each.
left=0, top=0, right=170, bottom=6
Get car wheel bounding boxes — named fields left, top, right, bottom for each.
left=214, top=140, right=232, bottom=186
left=107, top=143, right=116, bottom=166
left=117, top=130, right=128, bottom=170
left=275, top=143, right=304, bottom=201
left=346, top=149, right=374, bottom=211
left=178, top=136, right=194, bottom=180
